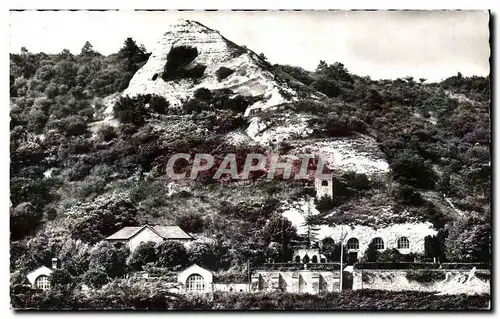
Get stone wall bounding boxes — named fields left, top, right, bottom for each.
left=352, top=268, right=490, bottom=295
left=251, top=270, right=340, bottom=294
left=213, top=283, right=249, bottom=293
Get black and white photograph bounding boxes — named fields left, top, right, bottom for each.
left=8, top=9, right=491, bottom=311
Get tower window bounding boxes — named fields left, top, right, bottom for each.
left=321, top=180, right=328, bottom=186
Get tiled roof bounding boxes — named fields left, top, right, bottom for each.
left=105, top=225, right=193, bottom=240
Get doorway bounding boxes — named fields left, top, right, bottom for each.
left=347, top=252, right=358, bottom=265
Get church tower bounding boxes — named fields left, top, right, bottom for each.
left=314, top=176, right=334, bottom=200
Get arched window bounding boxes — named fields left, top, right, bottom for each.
left=302, top=255, right=310, bottom=263
left=186, top=274, right=205, bottom=292
left=35, top=275, right=50, bottom=291
left=295, top=256, right=301, bottom=263
left=321, top=180, right=329, bottom=186
left=347, top=238, right=359, bottom=250
left=373, top=237, right=385, bottom=250
left=311, top=255, right=318, bottom=263
left=397, top=237, right=410, bottom=249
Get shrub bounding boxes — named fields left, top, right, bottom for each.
left=156, top=241, right=188, bottom=269
left=113, top=95, right=149, bottom=125
left=362, top=240, right=379, bottom=262
left=405, top=270, right=446, bottom=283
left=128, top=241, right=158, bottom=271
left=82, top=268, right=109, bottom=289
left=176, top=213, right=204, bottom=233
left=10, top=202, right=43, bottom=240
left=149, top=95, right=170, bottom=114
left=216, top=67, right=235, bottom=81
left=89, top=241, right=129, bottom=278
left=315, top=196, right=336, bottom=213
left=193, top=87, right=212, bottom=101
left=50, top=268, right=75, bottom=288
left=394, top=184, right=425, bottom=206
left=96, top=124, right=117, bottom=142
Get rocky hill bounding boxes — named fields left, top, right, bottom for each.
left=105, top=19, right=319, bottom=118
left=10, top=18, right=490, bottom=283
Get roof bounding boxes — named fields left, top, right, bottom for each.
left=105, top=225, right=193, bottom=240
left=26, top=266, right=53, bottom=285
left=179, top=263, right=214, bottom=275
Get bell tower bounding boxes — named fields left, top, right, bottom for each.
left=314, top=176, right=333, bottom=200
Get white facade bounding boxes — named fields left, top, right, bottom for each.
left=128, top=227, right=165, bottom=251
left=178, top=264, right=214, bottom=293
left=314, top=177, right=333, bottom=199
left=251, top=270, right=340, bottom=294
left=26, top=265, right=54, bottom=291
left=321, top=223, right=438, bottom=262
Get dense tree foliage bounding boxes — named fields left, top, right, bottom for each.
left=10, top=38, right=490, bottom=308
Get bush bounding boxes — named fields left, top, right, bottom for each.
left=128, top=241, right=157, bottom=271
left=394, top=184, right=425, bottom=206
left=176, top=214, right=204, bottom=233
left=113, top=95, right=149, bottom=125
left=156, top=241, right=188, bottom=269
left=315, top=196, right=336, bottom=213
left=82, top=268, right=109, bottom=289
left=193, top=87, right=212, bottom=101
left=215, top=67, right=235, bottom=81
left=405, top=270, right=446, bottom=283
left=10, top=202, right=43, bottom=240
left=89, top=241, right=129, bottom=278
left=96, top=124, right=117, bottom=142
left=149, top=95, right=170, bottom=114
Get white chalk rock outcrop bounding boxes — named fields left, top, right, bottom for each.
left=107, top=19, right=297, bottom=116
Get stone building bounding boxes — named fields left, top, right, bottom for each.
left=322, top=223, right=438, bottom=264
left=314, top=176, right=334, bottom=199
left=177, top=264, right=248, bottom=294
left=105, top=225, right=193, bottom=251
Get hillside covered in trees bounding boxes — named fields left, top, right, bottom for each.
left=10, top=30, right=490, bottom=304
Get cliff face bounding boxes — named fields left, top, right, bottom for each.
left=116, top=19, right=298, bottom=115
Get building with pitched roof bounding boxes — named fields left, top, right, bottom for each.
left=105, top=225, right=194, bottom=251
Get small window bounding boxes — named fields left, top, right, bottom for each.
left=152, top=73, right=159, bottom=81
left=302, top=255, right=310, bottom=263
left=311, top=255, right=318, bottom=263
left=373, top=237, right=385, bottom=250
left=347, top=238, right=359, bottom=250
left=321, top=180, right=329, bottom=186
left=398, top=237, right=410, bottom=249
left=295, top=256, right=301, bottom=263
left=186, top=274, right=205, bottom=292
left=35, top=275, right=50, bottom=291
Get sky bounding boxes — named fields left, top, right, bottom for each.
left=9, top=10, right=490, bottom=82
